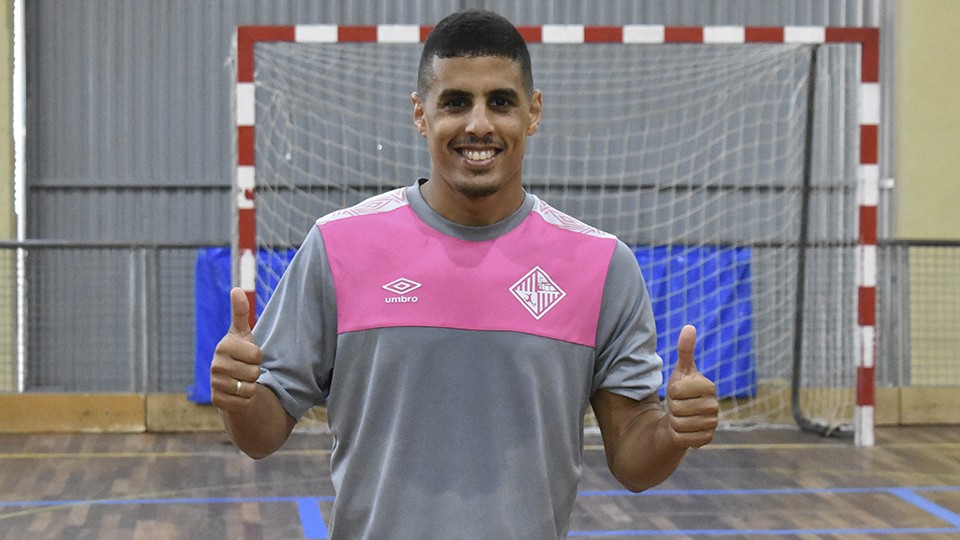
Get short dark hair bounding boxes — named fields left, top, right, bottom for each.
left=417, top=10, right=534, bottom=97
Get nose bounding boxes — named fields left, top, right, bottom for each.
left=465, top=103, right=494, bottom=137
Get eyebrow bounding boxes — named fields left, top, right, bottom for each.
left=435, top=88, right=522, bottom=103
left=489, top=88, right=521, bottom=101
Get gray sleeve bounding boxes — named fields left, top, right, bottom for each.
left=591, top=240, right=663, bottom=400
left=253, top=225, right=338, bottom=420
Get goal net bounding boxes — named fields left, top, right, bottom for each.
left=233, top=26, right=878, bottom=438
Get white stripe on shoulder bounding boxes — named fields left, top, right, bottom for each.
left=531, top=196, right=614, bottom=239
left=315, top=187, right=409, bottom=226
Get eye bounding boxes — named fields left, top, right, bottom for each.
left=442, top=97, right=468, bottom=109
left=491, top=97, right=513, bottom=109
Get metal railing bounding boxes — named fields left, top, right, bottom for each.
left=2, top=239, right=959, bottom=396
left=0, top=240, right=213, bottom=394
left=878, top=239, right=960, bottom=387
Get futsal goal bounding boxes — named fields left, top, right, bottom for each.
left=231, top=24, right=880, bottom=445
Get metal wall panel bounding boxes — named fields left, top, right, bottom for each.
left=26, top=0, right=889, bottom=192
left=489, top=0, right=882, bottom=26
left=28, top=188, right=228, bottom=242
left=20, top=0, right=893, bottom=394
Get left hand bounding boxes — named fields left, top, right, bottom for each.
left=665, top=325, right=719, bottom=448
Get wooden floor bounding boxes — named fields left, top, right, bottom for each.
left=1, top=426, right=960, bottom=539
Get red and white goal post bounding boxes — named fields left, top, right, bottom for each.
left=232, top=24, right=880, bottom=445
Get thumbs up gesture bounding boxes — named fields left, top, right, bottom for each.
left=665, top=325, right=719, bottom=449
left=210, top=288, right=264, bottom=412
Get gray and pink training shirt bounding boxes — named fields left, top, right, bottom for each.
left=255, top=180, right=663, bottom=539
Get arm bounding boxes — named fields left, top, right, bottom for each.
left=591, top=325, right=718, bottom=492
left=218, top=383, right=297, bottom=460
left=210, top=288, right=297, bottom=459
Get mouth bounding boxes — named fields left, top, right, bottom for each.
left=456, top=147, right=500, bottom=165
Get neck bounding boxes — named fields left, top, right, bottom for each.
left=418, top=178, right=525, bottom=227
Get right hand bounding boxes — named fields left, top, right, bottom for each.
left=210, top=287, right=263, bottom=412
left=665, top=325, right=718, bottom=449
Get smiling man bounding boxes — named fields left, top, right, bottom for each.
left=211, top=9, right=718, bottom=539
left=413, top=51, right=541, bottom=224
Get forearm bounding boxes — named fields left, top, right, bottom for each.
left=219, top=383, right=297, bottom=459
left=594, top=326, right=717, bottom=492
left=592, top=390, right=692, bottom=492
left=607, top=407, right=688, bottom=492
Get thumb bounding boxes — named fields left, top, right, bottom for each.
left=229, top=287, right=253, bottom=339
left=674, top=324, right=698, bottom=376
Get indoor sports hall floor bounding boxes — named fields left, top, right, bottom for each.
left=1, top=426, right=959, bottom=538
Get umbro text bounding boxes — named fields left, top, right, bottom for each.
left=385, top=296, right=419, bottom=304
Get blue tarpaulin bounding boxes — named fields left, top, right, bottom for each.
left=634, top=246, right=755, bottom=399
left=188, top=248, right=231, bottom=403
left=190, top=245, right=755, bottom=403
left=187, top=247, right=295, bottom=403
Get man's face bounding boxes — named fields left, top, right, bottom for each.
left=413, top=55, right=542, bottom=205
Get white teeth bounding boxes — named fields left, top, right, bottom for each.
left=464, top=149, right=495, bottom=161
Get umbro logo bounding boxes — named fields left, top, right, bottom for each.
left=382, top=277, right=421, bottom=304
left=509, top=266, right=566, bottom=320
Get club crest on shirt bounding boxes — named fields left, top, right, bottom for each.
left=509, top=266, right=566, bottom=320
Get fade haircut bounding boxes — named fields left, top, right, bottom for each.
left=417, top=10, right=534, bottom=98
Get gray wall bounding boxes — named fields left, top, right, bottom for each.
left=21, top=1, right=893, bottom=397
left=26, top=0, right=891, bottom=242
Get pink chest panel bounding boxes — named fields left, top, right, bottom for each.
left=319, top=206, right=616, bottom=348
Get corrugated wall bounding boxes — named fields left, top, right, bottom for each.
left=21, top=0, right=892, bottom=393
left=26, top=0, right=890, bottom=241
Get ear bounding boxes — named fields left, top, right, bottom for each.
left=412, top=92, right=427, bottom=137
left=527, top=90, right=543, bottom=136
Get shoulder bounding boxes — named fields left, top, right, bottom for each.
left=315, top=187, right=410, bottom=227
left=529, top=196, right=616, bottom=240
left=607, top=240, right=644, bottom=281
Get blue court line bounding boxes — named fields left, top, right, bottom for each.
left=889, top=488, right=960, bottom=528
left=0, top=495, right=334, bottom=540
left=569, top=527, right=960, bottom=537
left=579, top=485, right=960, bottom=497
left=571, top=486, right=960, bottom=537
left=296, top=497, right=330, bottom=539
left=0, top=495, right=335, bottom=508
left=3, top=488, right=960, bottom=538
